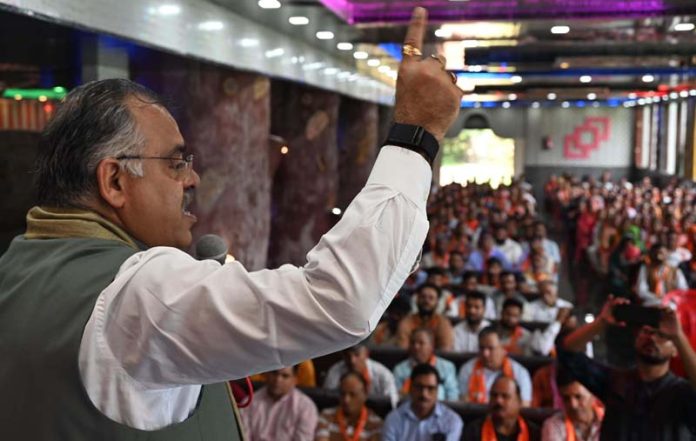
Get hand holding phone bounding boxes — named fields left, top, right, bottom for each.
left=613, top=304, right=661, bottom=328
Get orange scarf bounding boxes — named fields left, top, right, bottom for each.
left=503, top=327, right=524, bottom=353
left=337, top=406, right=368, bottom=441
left=414, top=314, right=440, bottom=330
left=401, top=356, right=436, bottom=394
left=468, top=358, right=514, bottom=403
left=563, top=402, right=605, bottom=441
left=482, top=415, right=529, bottom=441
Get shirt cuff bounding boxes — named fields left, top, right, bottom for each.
left=367, top=145, right=432, bottom=207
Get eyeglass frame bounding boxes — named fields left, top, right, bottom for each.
left=116, top=153, right=195, bottom=178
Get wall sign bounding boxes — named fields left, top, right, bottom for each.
left=563, top=116, right=611, bottom=159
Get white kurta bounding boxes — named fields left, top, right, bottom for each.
left=78, top=146, right=431, bottom=429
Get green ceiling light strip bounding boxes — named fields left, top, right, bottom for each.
left=2, top=87, right=68, bottom=100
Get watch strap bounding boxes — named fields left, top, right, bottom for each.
left=383, top=123, right=439, bottom=165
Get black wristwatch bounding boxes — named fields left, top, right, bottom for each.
left=383, top=123, right=439, bottom=166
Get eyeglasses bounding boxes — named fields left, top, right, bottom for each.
left=117, top=154, right=194, bottom=180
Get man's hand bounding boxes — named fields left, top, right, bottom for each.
left=598, top=295, right=630, bottom=327
left=658, top=307, right=684, bottom=341
left=393, top=8, right=463, bottom=142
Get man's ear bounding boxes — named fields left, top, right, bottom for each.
left=96, top=158, right=127, bottom=209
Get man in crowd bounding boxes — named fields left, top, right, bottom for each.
left=532, top=221, right=561, bottom=268
left=494, top=223, right=524, bottom=270
left=241, top=366, right=318, bottom=441
left=0, top=8, right=464, bottom=438
left=370, top=295, right=411, bottom=347
left=453, top=291, right=491, bottom=352
left=458, top=327, right=533, bottom=406
left=396, top=283, right=454, bottom=350
left=315, top=371, right=383, bottom=441
left=382, top=364, right=464, bottom=441
left=393, top=328, right=459, bottom=401
left=493, top=271, right=527, bottom=316
left=524, top=280, right=573, bottom=322
left=323, top=344, right=398, bottom=408
left=447, top=250, right=469, bottom=285
left=541, top=371, right=603, bottom=441
left=467, top=230, right=510, bottom=272
left=636, top=243, right=688, bottom=306
left=560, top=296, right=696, bottom=439
left=463, top=375, right=541, bottom=441
left=499, top=298, right=568, bottom=356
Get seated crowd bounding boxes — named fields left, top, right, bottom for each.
left=239, top=179, right=696, bottom=440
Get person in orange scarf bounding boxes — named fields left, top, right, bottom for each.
left=636, top=243, right=688, bottom=306
left=541, top=371, right=603, bottom=441
left=396, top=284, right=454, bottom=350
left=315, top=371, right=383, bottom=441
left=462, top=376, right=541, bottom=441
left=458, top=327, right=533, bottom=406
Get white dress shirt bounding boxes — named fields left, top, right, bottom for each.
left=523, top=298, right=574, bottom=323
left=78, top=146, right=431, bottom=430
left=452, top=319, right=491, bottom=352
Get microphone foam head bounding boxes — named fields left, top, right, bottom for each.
left=195, top=234, right=229, bottom=264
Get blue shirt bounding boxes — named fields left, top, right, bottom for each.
left=393, top=357, right=459, bottom=401
left=466, top=249, right=511, bottom=272
left=382, top=401, right=463, bottom=441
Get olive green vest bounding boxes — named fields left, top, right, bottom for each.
left=0, top=236, right=243, bottom=440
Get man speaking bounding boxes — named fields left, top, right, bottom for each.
left=0, top=7, right=463, bottom=440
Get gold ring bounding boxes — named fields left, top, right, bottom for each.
left=402, top=44, right=422, bottom=57
left=450, top=72, right=458, bottom=84
left=430, top=54, right=446, bottom=69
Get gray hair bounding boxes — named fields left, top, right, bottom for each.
left=36, top=79, right=164, bottom=207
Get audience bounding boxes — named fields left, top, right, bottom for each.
left=541, top=370, right=604, bottom=441
left=241, top=366, right=318, bottom=441
left=396, top=284, right=454, bottom=350
left=453, top=291, right=491, bottom=352
left=493, top=271, right=527, bottom=316
left=498, top=298, right=567, bottom=356
left=393, top=328, right=459, bottom=401
left=382, top=364, right=464, bottom=441
left=315, top=371, right=382, bottom=441
left=370, top=296, right=412, bottom=347
left=462, top=375, right=541, bottom=441
left=636, top=243, right=688, bottom=306
left=323, top=344, right=398, bottom=408
left=458, top=327, right=533, bottom=406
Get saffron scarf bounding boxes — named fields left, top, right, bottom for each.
left=481, top=415, right=529, bottom=441
left=468, top=357, right=514, bottom=403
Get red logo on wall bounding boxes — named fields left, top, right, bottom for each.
left=563, top=117, right=611, bottom=159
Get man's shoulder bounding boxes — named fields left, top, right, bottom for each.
left=435, top=356, right=456, bottom=372
left=435, top=402, right=463, bottom=424
left=292, top=388, right=318, bottom=410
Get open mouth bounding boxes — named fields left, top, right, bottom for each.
left=182, top=190, right=196, bottom=219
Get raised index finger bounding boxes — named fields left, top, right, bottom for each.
left=402, top=7, right=427, bottom=63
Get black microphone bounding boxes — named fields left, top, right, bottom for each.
left=194, top=234, right=229, bottom=265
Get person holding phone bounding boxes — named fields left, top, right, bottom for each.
left=559, top=297, right=696, bottom=440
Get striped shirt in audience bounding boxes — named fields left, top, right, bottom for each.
left=315, top=407, right=382, bottom=441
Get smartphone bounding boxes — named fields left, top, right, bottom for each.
left=614, top=304, right=661, bottom=327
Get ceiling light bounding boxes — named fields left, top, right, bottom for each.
left=638, top=99, right=646, bottom=105
left=316, top=31, right=334, bottom=40
left=302, top=62, right=325, bottom=70
left=367, top=59, right=381, bottom=67
left=239, top=38, right=259, bottom=47
left=337, top=42, right=353, bottom=51
left=628, top=93, right=638, bottom=99
left=502, top=102, right=511, bottom=108
left=559, top=62, right=570, bottom=69
left=153, top=4, right=181, bottom=15
left=670, top=92, right=679, bottom=99
left=435, top=28, right=453, bottom=38
left=288, top=16, right=309, bottom=25
left=510, top=75, right=522, bottom=83
left=642, top=74, right=655, bottom=83
left=280, top=146, right=289, bottom=154
left=680, top=90, right=689, bottom=98
left=38, top=95, right=47, bottom=102
left=197, top=21, right=224, bottom=31
left=675, top=23, right=695, bottom=32
left=690, top=89, right=696, bottom=96
left=332, top=207, right=342, bottom=215
left=551, top=25, right=570, bottom=34
left=323, top=67, right=339, bottom=75
left=587, top=93, right=597, bottom=100
left=562, top=101, right=570, bottom=108
left=378, top=65, right=391, bottom=73
left=531, top=102, right=540, bottom=108
left=258, top=0, right=281, bottom=9
left=353, top=51, right=368, bottom=60
left=467, top=65, right=483, bottom=72
left=508, top=93, right=517, bottom=100
left=264, top=48, right=285, bottom=58
left=547, top=92, right=557, bottom=100
left=580, top=75, right=592, bottom=83
left=662, top=95, right=669, bottom=101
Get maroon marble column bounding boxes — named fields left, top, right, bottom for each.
left=337, top=97, right=379, bottom=209
left=268, top=81, right=340, bottom=267
left=132, top=53, right=271, bottom=270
